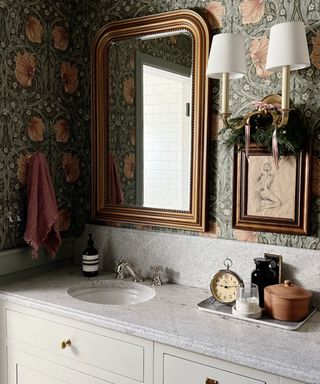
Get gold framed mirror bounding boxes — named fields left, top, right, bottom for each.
left=92, top=10, right=210, bottom=231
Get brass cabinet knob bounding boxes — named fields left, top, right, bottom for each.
left=59, top=338, right=72, bottom=349
left=206, top=379, right=219, bottom=384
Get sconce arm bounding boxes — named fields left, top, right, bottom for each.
left=275, top=109, right=290, bottom=128
left=220, top=108, right=281, bottom=131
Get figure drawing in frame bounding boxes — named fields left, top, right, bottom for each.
left=256, top=162, right=282, bottom=211
left=247, top=155, right=296, bottom=220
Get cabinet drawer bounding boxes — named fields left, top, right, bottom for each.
left=6, top=309, right=146, bottom=383
left=8, top=348, right=111, bottom=384
left=163, top=354, right=265, bottom=384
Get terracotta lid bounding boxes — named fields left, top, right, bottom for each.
left=265, top=280, right=312, bottom=300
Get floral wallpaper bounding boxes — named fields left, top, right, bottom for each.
left=1, top=0, right=320, bottom=252
left=0, top=0, right=89, bottom=251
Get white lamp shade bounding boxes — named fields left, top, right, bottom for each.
left=266, top=21, right=310, bottom=71
left=206, top=33, right=246, bottom=80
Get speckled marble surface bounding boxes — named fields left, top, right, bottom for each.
left=75, top=225, right=320, bottom=308
left=0, top=266, right=319, bottom=384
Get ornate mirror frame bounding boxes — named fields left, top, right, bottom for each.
left=92, top=10, right=210, bottom=231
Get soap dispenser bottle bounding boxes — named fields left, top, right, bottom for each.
left=251, top=257, right=277, bottom=307
left=82, top=233, right=99, bottom=277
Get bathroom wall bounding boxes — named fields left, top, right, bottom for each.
left=1, top=1, right=320, bottom=273
left=74, top=0, right=320, bottom=307
left=0, top=0, right=89, bottom=252
left=81, top=0, right=320, bottom=250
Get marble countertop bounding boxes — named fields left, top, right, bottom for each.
left=0, top=266, right=319, bottom=383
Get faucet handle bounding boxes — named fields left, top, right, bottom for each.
left=150, top=266, right=163, bottom=287
left=115, top=260, right=123, bottom=268
left=115, top=261, right=126, bottom=279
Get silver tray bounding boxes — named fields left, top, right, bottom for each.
left=197, top=297, right=316, bottom=331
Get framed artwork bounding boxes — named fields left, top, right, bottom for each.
left=233, top=145, right=311, bottom=235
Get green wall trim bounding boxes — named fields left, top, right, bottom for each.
left=0, top=238, right=73, bottom=278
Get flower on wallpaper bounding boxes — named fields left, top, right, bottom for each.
left=311, top=31, right=320, bottom=70
left=26, top=16, right=43, bottom=44
left=312, top=157, right=320, bottom=196
left=233, top=229, right=258, bottom=242
left=123, top=77, right=134, bottom=105
left=124, top=153, right=135, bottom=179
left=61, top=62, right=78, bottom=94
left=52, top=25, right=68, bottom=51
left=17, top=154, right=28, bottom=185
left=205, top=2, right=226, bottom=28
left=62, top=153, right=80, bottom=183
left=57, top=209, right=71, bottom=231
left=14, top=52, right=36, bottom=88
left=250, top=36, right=272, bottom=78
left=28, top=116, right=44, bottom=141
left=239, top=0, right=265, bottom=25
left=54, top=119, right=69, bottom=143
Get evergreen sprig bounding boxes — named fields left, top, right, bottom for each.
left=220, top=109, right=307, bottom=156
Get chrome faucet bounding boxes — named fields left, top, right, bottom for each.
left=115, top=261, right=144, bottom=282
left=151, top=266, right=163, bottom=287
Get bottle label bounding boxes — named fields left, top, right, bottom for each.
left=82, top=254, right=99, bottom=272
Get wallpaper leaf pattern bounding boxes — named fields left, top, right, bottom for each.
left=0, top=0, right=88, bottom=250
left=0, top=0, right=320, bottom=252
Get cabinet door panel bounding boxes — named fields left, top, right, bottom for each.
left=163, top=354, right=265, bottom=384
left=6, top=309, right=144, bottom=382
left=7, top=348, right=111, bottom=384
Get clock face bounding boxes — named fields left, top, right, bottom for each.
left=210, top=271, right=242, bottom=304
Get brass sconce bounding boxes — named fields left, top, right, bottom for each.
left=206, top=21, right=310, bottom=130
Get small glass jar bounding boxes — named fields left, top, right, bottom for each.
left=232, top=282, right=262, bottom=319
left=251, top=257, right=277, bottom=308
left=236, top=283, right=259, bottom=313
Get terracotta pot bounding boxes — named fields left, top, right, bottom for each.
left=264, top=280, right=312, bottom=321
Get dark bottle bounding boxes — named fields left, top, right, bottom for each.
left=251, top=257, right=278, bottom=308
left=82, top=233, right=99, bottom=277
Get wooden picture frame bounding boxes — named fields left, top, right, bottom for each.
left=233, top=145, right=311, bottom=235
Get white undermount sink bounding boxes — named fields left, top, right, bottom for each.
left=67, top=280, right=155, bottom=305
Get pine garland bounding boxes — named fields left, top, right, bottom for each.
left=220, top=108, right=307, bottom=156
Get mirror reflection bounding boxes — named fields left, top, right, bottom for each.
left=107, top=31, right=193, bottom=211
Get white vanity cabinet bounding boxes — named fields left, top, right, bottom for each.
left=154, top=343, right=279, bottom=384
left=0, top=303, right=153, bottom=384
left=0, top=301, right=308, bottom=384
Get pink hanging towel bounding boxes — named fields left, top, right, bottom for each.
left=23, top=153, right=61, bottom=258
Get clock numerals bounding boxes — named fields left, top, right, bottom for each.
left=210, top=269, right=243, bottom=305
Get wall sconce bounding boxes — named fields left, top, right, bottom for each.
left=206, top=21, right=310, bottom=129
